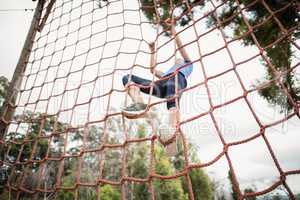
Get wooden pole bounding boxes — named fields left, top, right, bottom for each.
left=0, top=0, right=45, bottom=139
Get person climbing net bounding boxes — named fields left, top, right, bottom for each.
left=121, top=18, right=193, bottom=155
left=1, top=0, right=299, bottom=199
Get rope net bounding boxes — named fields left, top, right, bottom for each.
left=0, top=0, right=300, bottom=199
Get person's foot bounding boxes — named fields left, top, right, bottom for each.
left=159, top=125, right=177, bottom=157
left=122, top=103, right=147, bottom=117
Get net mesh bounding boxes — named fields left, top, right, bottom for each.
left=1, top=0, right=300, bottom=199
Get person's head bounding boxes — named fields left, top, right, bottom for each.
left=175, top=58, right=184, bottom=65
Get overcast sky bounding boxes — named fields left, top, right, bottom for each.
left=0, top=1, right=36, bottom=80
left=0, top=0, right=299, bottom=196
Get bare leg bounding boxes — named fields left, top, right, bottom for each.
left=125, top=85, right=159, bottom=136
left=159, top=107, right=179, bottom=157
left=123, top=84, right=149, bottom=118
left=127, top=85, right=144, bottom=104
left=168, top=107, right=179, bottom=127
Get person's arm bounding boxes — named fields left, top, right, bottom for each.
left=170, top=23, right=191, bottom=62
left=149, top=42, right=164, bottom=79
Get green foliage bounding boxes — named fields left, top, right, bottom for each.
left=211, top=0, right=300, bottom=113
left=128, top=126, right=213, bottom=200
left=228, top=170, right=239, bottom=200
left=185, top=168, right=215, bottom=200
left=153, top=178, right=188, bottom=200
left=153, top=146, right=187, bottom=200
left=0, top=76, right=214, bottom=199
left=0, top=76, right=9, bottom=108
left=100, top=185, right=121, bottom=200
left=244, top=188, right=257, bottom=200
left=174, top=142, right=214, bottom=200
left=57, top=189, right=75, bottom=200
left=228, top=170, right=257, bottom=200
left=5, top=112, right=66, bottom=165
left=124, top=0, right=300, bottom=112
left=132, top=0, right=204, bottom=34
left=0, top=109, right=67, bottom=197
left=57, top=182, right=121, bottom=200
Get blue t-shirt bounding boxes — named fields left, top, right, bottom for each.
left=163, top=59, right=193, bottom=78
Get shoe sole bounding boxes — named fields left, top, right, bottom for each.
left=122, top=109, right=146, bottom=117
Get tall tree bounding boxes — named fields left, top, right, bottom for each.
left=0, top=77, right=68, bottom=198
left=228, top=170, right=257, bottom=200
left=244, top=188, right=257, bottom=200
left=212, top=0, right=300, bottom=114
left=0, top=111, right=67, bottom=199
left=0, top=76, right=9, bottom=190
left=174, top=142, right=214, bottom=200
left=138, top=0, right=300, bottom=113
left=140, top=0, right=204, bottom=34
left=0, top=76, right=9, bottom=109
left=228, top=170, right=239, bottom=200
left=59, top=114, right=214, bottom=199
left=1, top=111, right=66, bottom=195
left=153, top=146, right=188, bottom=200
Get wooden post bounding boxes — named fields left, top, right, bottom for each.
left=0, top=0, right=45, bottom=139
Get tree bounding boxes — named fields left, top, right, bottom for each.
left=212, top=0, right=300, bottom=114
left=0, top=76, right=9, bottom=109
left=0, top=111, right=67, bottom=199
left=272, top=194, right=282, bottom=200
left=228, top=170, right=257, bottom=200
left=174, top=142, right=214, bottom=200
left=1, top=73, right=215, bottom=199
left=124, top=120, right=214, bottom=200
left=100, top=185, right=121, bottom=200
left=123, top=121, right=188, bottom=200
left=132, top=0, right=300, bottom=113
left=61, top=113, right=214, bottom=200
left=185, top=167, right=214, bottom=200
left=244, top=188, right=257, bottom=200
left=126, top=124, right=150, bottom=200
left=55, top=118, right=122, bottom=200
left=5, top=111, right=66, bottom=163
left=228, top=170, right=238, bottom=200
left=153, top=146, right=188, bottom=200
left=0, top=76, right=67, bottom=198
left=139, top=0, right=205, bottom=34
left=0, top=76, right=9, bottom=193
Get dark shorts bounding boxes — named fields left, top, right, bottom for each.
left=122, top=72, right=187, bottom=110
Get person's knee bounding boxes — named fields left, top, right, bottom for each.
left=122, top=74, right=130, bottom=86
